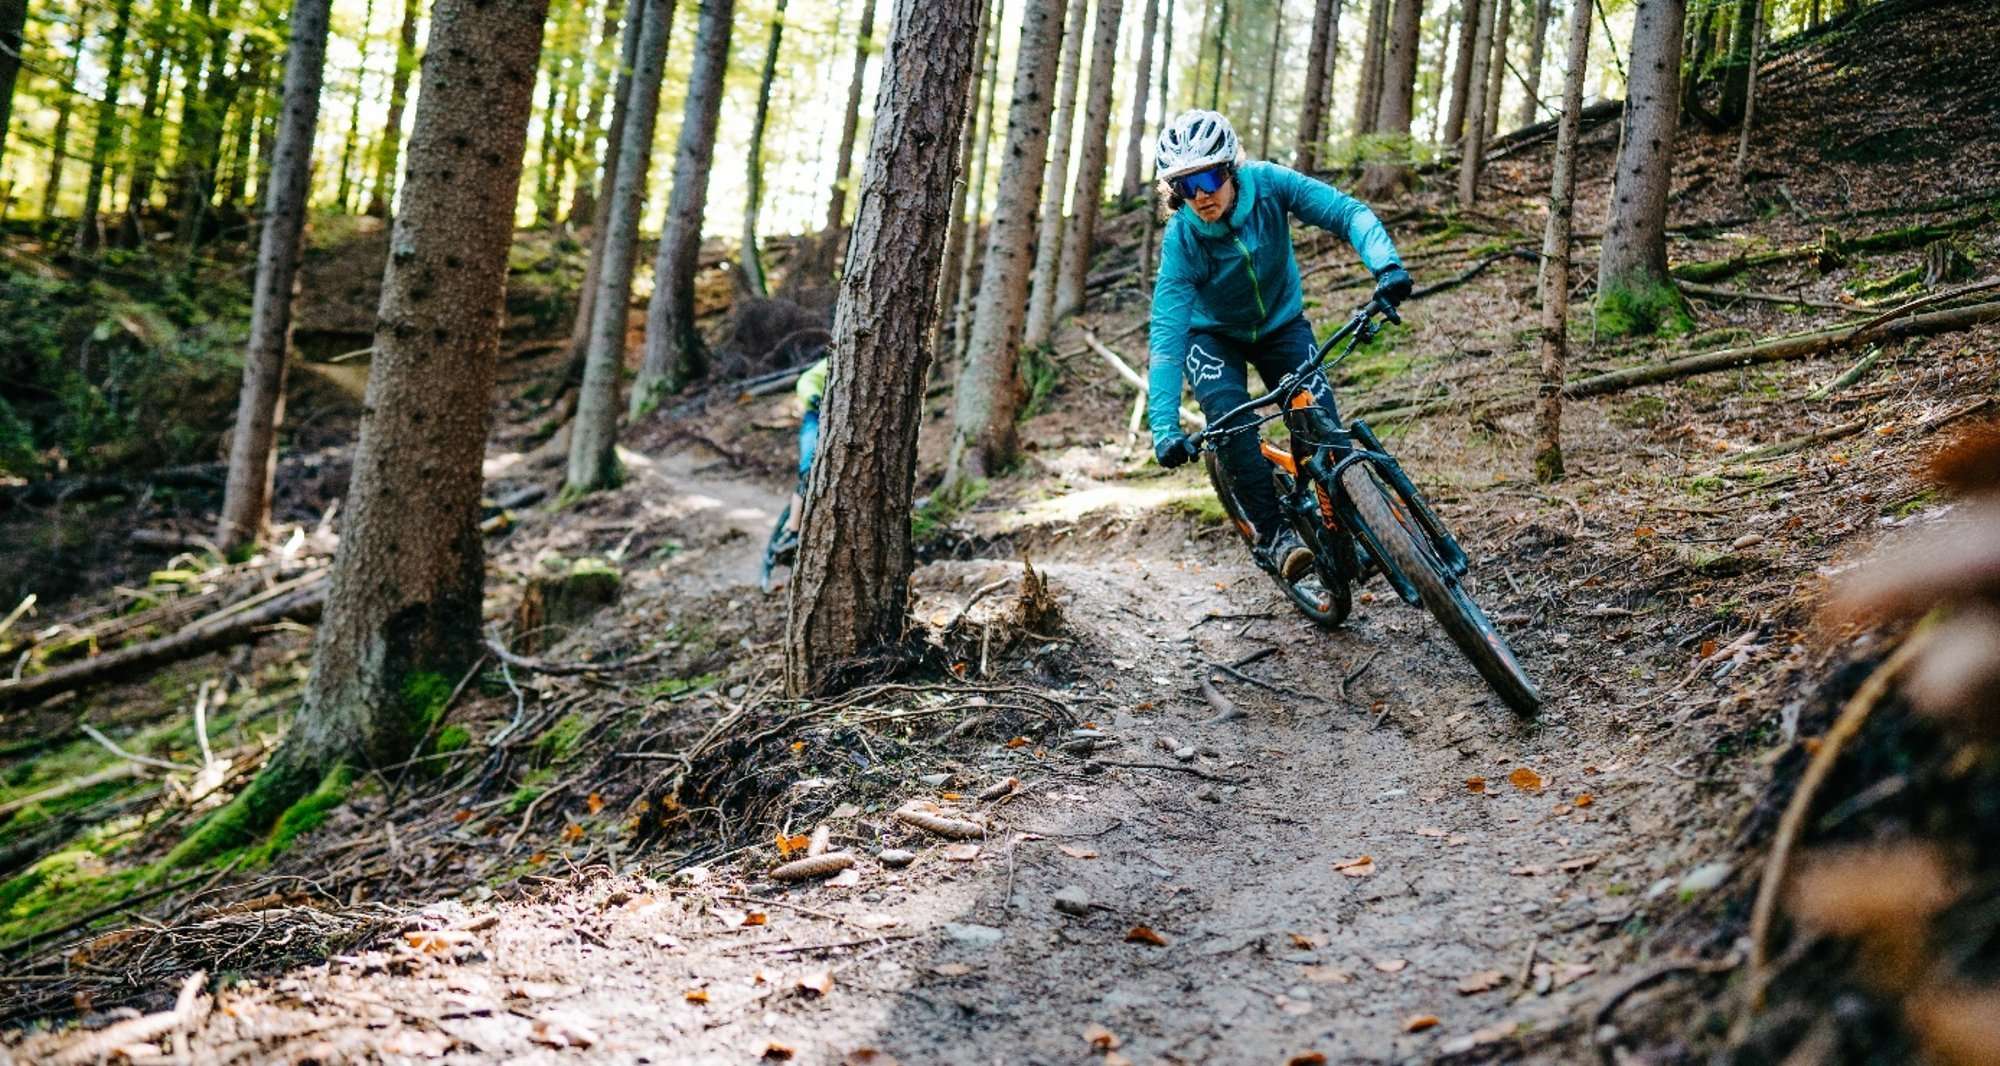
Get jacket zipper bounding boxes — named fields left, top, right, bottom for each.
left=1231, top=235, right=1267, bottom=340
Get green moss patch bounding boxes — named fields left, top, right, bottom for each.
left=1596, top=281, right=1695, bottom=339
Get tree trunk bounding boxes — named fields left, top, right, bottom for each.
left=1192, top=0, right=1216, bottom=111
left=1359, top=0, right=1419, bottom=198
left=1533, top=0, right=1590, bottom=482
left=1208, top=0, right=1230, bottom=110
left=566, top=0, right=675, bottom=495
left=562, top=0, right=647, bottom=370
left=785, top=0, right=982, bottom=695
left=77, top=0, right=136, bottom=253
left=365, top=0, right=421, bottom=217
left=336, top=0, right=375, bottom=213
left=739, top=0, right=788, bottom=298
left=220, top=45, right=265, bottom=213
left=1734, top=0, right=1762, bottom=173
left=1596, top=0, right=1686, bottom=314
left=1483, top=0, right=1514, bottom=139
left=167, top=0, right=216, bottom=215
left=952, top=0, right=1004, bottom=362
left=1022, top=0, right=1089, bottom=352
left=1053, top=0, right=1124, bottom=322
left=1350, top=0, right=1388, bottom=136
left=1444, top=0, right=1480, bottom=142
left=825, top=0, right=877, bottom=231
left=215, top=0, right=335, bottom=554
left=1257, top=0, right=1283, bottom=158
left=1426, top=2, right=1456, bottom=141
left=1317, top=0, right=1343, bottom=134
left=1719, top=0, right=1754, bottom=122
left=935, top=0, right=995, bottom=350
left=177, top=0, right=246, bottom=248
left=0, top=0, right=23, bottom=177
left=565, top=0, right=624, bottom=225
left=1516, top=0, right=1551, bottom=127
left=1119, top=0, right=1159, bottom=201
left=179, top=0, right=550, bottom=864
left=42, top=40, right=81, bottom=219
left=1295, top=0, right=1337, bottom=170
left=547, top=2, right=592, bottom=230
left=1142, top=0, right=1173, bottom=283
left=946, top=0, right=1063, bottom=485
left=630, top=0, right=734, bottom=416
left=532, top=23, right=569, bottom=225
left=124, top=30, right=171, bottom=238
left=1456, top=0, right=1496, bottom=207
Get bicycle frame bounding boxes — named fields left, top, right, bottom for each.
left=1188, top=298, right=1471, bottom=607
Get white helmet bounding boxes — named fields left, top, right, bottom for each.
left=1156, top=110, right=1241, bottom=181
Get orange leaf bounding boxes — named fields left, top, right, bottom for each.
left=1507, top=767, right=1545, bottom=792
left=1288, top=1055, right=1329, bottom=1066
left=940, top=792, right=963, bottom=801
left=1125, top=925, right=1168, bottom=947
left=586, top=792, right=604, bottom=815
left=1573, top=793, right=1594, bottom=807
left=1083, top=1023, right=1121, bottom=1050
left=797, top=970, right=833, bottom=997
left=789, top=740, right=805, bottom=754
left=1404, top=1014, right=1440, bottom=1033
left=684, top=987, right=709, bottom=1004
left=1289, top=933, right=1319, bottom=950
left=1334, top=856, right=1376, bottom=877
left=527, top=851, right=547, bottom=865
left=775, top=832, right=810, bottom=857
left=1634, top=526, right=1656, bottom=539
left=1465, top=776, right=1487, bottom=794
left=452, top=809, right=472, bottom=823
left=1698, top=638, right=1718, bottom=659
left=562, top=823, right=585, bottom=843
left=1005, top=736, right=1029, bottom=749
left=763, top=1042, right=795, bottom=1061
left=744, top=911, right=767, bottom=927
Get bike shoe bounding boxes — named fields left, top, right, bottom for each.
left=1256, top=527, right=1316, bottom=583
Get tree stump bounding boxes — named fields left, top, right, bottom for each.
left=512, top=557, right=621, bottom=652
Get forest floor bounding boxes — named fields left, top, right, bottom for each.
left=5, top=0, right=2000, bottom=1062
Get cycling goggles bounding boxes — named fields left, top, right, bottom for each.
left=1168, top=164, right=1233, bottom=200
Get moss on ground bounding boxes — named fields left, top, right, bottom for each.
left=913, top=477, right=988, bottom=543
left=1595, top=280, right=1695, bottom=339
left=1169, top=493, right=1231, bottom=526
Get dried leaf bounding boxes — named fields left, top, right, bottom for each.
left=1288, top=1055, right=1329, bottom=1066
left=452, top=809, right=472, bottom=823
left=1301, top=967, right=1351, bottom=985
left=714, top=907, right=749, bottom=928
left=586, top=792, right=604, bottom=815
left=1374, top=958, right=1408, bottom=973
left=797, top=970, right=834, bottom=998
left=1465, top=776, right=1487, bottom=794
left=942, top=843, right=981, bottom=862
left=775, top=832, right=810, bottom=858
left=683, top=987, right=709, bottom=1004
left=1005, top=737, right=1030, bottom=749
left=1059, top=845, right=1099, bottom=860
left=842, top=1050, right=901, bottom=1066
left=940, top=792, right=964, bottom=801
left=931, top=963, right=974, bottom=977
left=529, top=1015, right=598, bottom=1049
left=1125, top=925, right=1168, bottom=947
left=1289, top=933, right=1319, bottom=950
left=1334, top=856, right=1376, bottom=877
left=1457, top=970, right=1506, bottom=995
left=1404, top=1014, right=1440, bottom=1033
left=1415, top=826, right=1446, bottom=838
left=763, top=1042, right=796, bottom=1061
left=1508, top=767, right=1546, bottom=792
left=827, top=868, right=862, bottom=888
left=404, top=930, right=475, bottom=954
left=744, top=911, right=767, bottom=927
left=1556, top=856, right=1599, bottom=872
left=1083, top=1023, right=1122, bottom=1050
left=1573, top=793, right=1594, bottom=808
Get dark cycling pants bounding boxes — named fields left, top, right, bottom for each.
left=1184, top=314, right=1342, bottom=542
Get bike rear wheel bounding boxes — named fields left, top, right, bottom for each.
left=1338, top=464, right=1541, bottom=714
left=1203, top=450, right=1350, bottom=628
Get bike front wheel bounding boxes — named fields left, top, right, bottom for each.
left=1338, top=464, right=1541, bottom=714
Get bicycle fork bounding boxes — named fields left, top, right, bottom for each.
left=1290, top=419, right=1473, bottom=608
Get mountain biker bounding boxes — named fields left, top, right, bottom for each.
left=1147, top=110, right=1413, bottom=581
left=774, top=355, right=829, bottom=556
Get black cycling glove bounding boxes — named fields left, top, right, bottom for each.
left=1372, top=264, right=1414, bottom=307
left=1154, top=434, right=1199, bottom=469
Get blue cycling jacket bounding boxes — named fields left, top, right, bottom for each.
left=1146, top=161, right=1402, bottom=442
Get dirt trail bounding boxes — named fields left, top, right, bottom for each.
left=27, top=441, right=1702, bottom=1065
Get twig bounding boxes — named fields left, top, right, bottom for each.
left=1596, top=954, right=1741, bottom=1064
left=1198, top=677, right=1244, bottom=724
left=1339, top=652, right=1380, bottom=706
left=1741, top=630, right=1929, bottom=1016
left=0, top=868, right=213, bottom=958
left=1090, top=759, right=1242, bottom=784
left=734, top=933, right=914, bottom=956
left=482, top=633, right=669, bottom=676
left=80, top=723, right=195, bottom=773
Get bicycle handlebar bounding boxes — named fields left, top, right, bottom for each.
left=1186, top=296, right=1400, bottom=451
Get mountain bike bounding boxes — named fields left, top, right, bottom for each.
left=760, top=500, right=797, bottom=593
left=1188, top=297, right=1542, bottom=715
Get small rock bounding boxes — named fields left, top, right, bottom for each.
left=1053, top=886, right=1091, bottom=917
left=1678, top=862, right=1732, bottom=895
left=1731, top=533, right=1766, bottom=550
left=1172, top=746, right=1197, bottom=762
left=918, top=773, right=951, bottom=787
left=1155, top=735, right=1181, bottom=753
left=878, top=849, right=916, bottom=869
left=944, top=922, right=1004, bottom=947
left=728, top=684, right=748, bottom=700
left=1194, top=784, right=1220, bottom=803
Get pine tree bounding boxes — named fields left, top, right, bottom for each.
left=77, top=0, right=136, bottom=252
left=562, top=0, right=647, bottom=368
left=1534, top=0, right=1591, bottom=482
left=0, top=0, right=24, bottom=176
left=176, top=0, right=551, bottom=863
left=785, top=0, right=982, bottom=695
left=1483, top=0, right=1514, bottom=138
left=1023, top=0, right=1088, bottom=351
left=1053, top=0, right=1123, bottom=321
left=1455, top=0, right=1496, bottom=207
left=1516, top=0, right=1551, bottom=127
left=825, top=0, right=877, bottom=231
left=1295, top=0, right=1338, bottom=170
left=629, top=0, right=735, bottom=415
left=1596, top=0, right=1688, bottom=332
left=739, top=0, right=789, bottom=297
left=365, top=0, right=421, bottom=217
left=1118, top=0, right=1159, bottom=201
left=946, top=0, right=1063, bottom=485
left=1359, top=0, right=1419, bottom=198
left=215, top=0, right=335, bottom=553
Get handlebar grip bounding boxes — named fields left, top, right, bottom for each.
left=1375, top=296, right=1402, bottom=326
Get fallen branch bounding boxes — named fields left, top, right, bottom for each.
left=482, top=633, right=670, bottom=677
left=0, top=761, right=141, bottom=820
left=1079, top=329, right=1204, bottom=428
left=1677, top=281, right=1864, bottom=313
left=1562, top=298, right=2000, bottom=399
left=1199, top=676, right=1244, bottom=724
left=1408, top=248, right=1540, bottom=301
left=1742, top=631, right=1929, bottom=1015
left=0, top=580, right=326, bottom=710
left=80, top=723, right=195, bottom=773
left=1803, top=346, right=1884, bottom=401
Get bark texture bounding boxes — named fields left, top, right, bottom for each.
left=1596, top=0, right=1686, bottom=301
left=1023, top=0, right=1089, bottom=351
left=630, top=0, right=735, bottom=416
left=1295, top=0, right=1337, bottom=171
left=825, top=0, right=878, bottom=231
left=1118, top=0, right=1159, bottom=201
left=262, top=0, right=546, bottom=855
left=216, top=0, right=335, bottom=553
left=952, top=6, right=1004, bottom=362
left=946, top=0, right=1064, bottom=485
left=739, top=0, right=788, bottom=297
left=935, top=0, right=995, bottom=348
left=1053, top=0, right=1124, bottom=321
left=566, top=0, right=675, bottom=496
left=1350, top=0, right=1388, bottom=135
left=1444, top=0, right=1481, bottom=141
left=566, top=0, right=625, bottom=225
left=1534, top=0, right=1591, bottom=482
left=1358, top=0, right=1419, bottom=198
left=1456, top=0, right=1497, bottom=207
left=784, top=0, right=982, bottom=695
